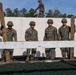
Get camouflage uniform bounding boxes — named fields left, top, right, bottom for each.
left=44, top=19, right=57, bottom=59
left=58, top=18, right=70, bottom=58
left=35, top=0, right=44, bottom=17
left=2, top=21, right=17, bottom=61
left=25, top=21, right=38, bottom=61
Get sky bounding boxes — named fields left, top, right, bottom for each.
left=0, top=0, right=76, bottom=15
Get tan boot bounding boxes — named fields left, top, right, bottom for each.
left=25, top=56, right=30, bottom=62
left=30, top=56, right=35, bottom=61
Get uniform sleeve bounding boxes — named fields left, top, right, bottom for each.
left=58, top=28, right=61, bottom=40
left=43, top=30, right=47, bottom=41
left=35, top=5, right=40, bottom=11
left=36, top=31, right=38, bottom=41
left=54, top=28, right=58, bottom=40
left=68, top=26, right=71, bottom=32
left=25, top=30, right=29, bottom=41
left=13, top=30, right=17, bottom=41
left=35, top=3, right=42, bottom=11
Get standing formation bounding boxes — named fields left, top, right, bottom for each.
left=0, top=18, right=75, bottom=62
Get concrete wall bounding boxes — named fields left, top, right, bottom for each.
left=0, top=17, right=76, bottom=58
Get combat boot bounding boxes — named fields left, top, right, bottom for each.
left=25, top=56, right=30, bottom=62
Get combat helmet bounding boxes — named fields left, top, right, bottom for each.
left=7, top=21, right=14, bottom=26
left=38, top=0, right=42, bottom=2
left=29, top=21, right=36, bottom=26
left=61, top=18, right=67, bottom=23
left=47, top=19, right=53, bottom=24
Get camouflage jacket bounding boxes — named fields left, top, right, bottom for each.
left=58, top=25, right=71, bottom=40
left=6, top=28, right=17, bottom=41
left=25, top=28, right=38, bottom=41
left=44, top=26, right=58, bottom=41
left=36, top=2, right=44, bottom=12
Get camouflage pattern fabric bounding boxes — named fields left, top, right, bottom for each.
left=2, top=28, right=17, bottom=61
left=35, top=1, right=44, bottom=17
left=44, top=26, right=57, bottom=59
left=6, top=28, right=17, bottom=41
left=58, top=25, right=71, bottom=58
left=25, top=27, right=38, bottom=60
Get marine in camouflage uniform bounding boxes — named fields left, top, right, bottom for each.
left=25, top=21, right=38, bottom=61
left=35, top=0, right=44, bottom=17
left=58, top=18, right=70, bottom=58
left=1, top=21, right=17, bottom=61
left=44, top=19, right=57, bottom=59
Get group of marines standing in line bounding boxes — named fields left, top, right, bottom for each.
left=0, top=0, right=75, bottom=62
left=0, top=18, right=72, bottom=62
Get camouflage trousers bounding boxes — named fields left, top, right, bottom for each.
left=45, top=48, right=55, bottom=59
left=1, top=49, right=13, bottom=61
left=60, top=48, right=69, bottom=58
left=26, top=48, right=36, bottom=60
left=38, top=11, right=44, bottom=17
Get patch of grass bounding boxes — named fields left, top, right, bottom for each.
left=0, top=60, right=76, bottom=75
